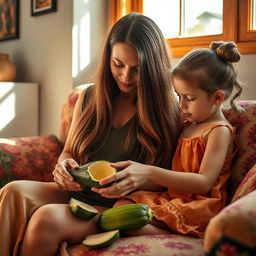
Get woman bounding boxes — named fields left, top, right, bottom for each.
left=0, top=13, right=180, bottom=256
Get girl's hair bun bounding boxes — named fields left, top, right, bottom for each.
left=210, top=41, right=241, bottom=63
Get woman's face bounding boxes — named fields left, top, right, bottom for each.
left=110, top=42, right=139, bottom=95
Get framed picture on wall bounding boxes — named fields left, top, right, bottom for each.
left=31, top=0, right=57, bottom=16
left=0, top=0, right=19, bottom=41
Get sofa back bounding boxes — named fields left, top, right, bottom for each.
left=60, top=85, right=256, bottom=196
left=59, top=84, right=92, bottom=144
left=222, top=101, right=256, bottom=195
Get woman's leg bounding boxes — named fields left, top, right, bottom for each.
left=19, top=204, right=106, bottom=256
left=0, top=180, right=69, bottom=256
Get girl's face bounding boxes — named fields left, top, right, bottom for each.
left=110, top=42, right=139, bottom=95
left=173, top=76, right=217, bottom=123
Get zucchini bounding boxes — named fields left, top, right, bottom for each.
left=69, top=198, right=98, bottom=219
left=82, top=230, right=120, bottom=248
left=98, top=203, right=153, bottom=231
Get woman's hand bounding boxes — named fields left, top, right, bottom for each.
left=91, top=160, right=152, bottom=198
left=52, top=158, right=82, bottom=191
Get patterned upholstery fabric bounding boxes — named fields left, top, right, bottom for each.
left=0, top=85, right=255, bottom=256
left=59, top=84, right=92, bottom=144
left=231, top=163, right=256, bottom=203
left=66, top=234, right=204, bottom=256
left=222, top=101, right=256, bottom=196
left=0, top=135, right=62, bottom=187
left=204, top=190, right=256, bottom=255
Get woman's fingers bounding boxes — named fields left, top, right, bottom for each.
left=52, top=158, right=81, bottom=191
left=100, top=184, right=134, bottom=198
left=57, top=158, right=79, bottom=180
left=93, top=173, right=137, bottom=198
left=66, top=158, right=80, bottom=170
left=110, top=160, right=133, bottom=169
left=100, top=161, right=133, bottom=185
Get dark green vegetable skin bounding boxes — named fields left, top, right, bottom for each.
left=70, top=162, right=121, bottom=188
left=98, top=204, right=153, bottom=231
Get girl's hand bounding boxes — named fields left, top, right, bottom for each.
left=91, top=160, right=151, bottom=198
left=52, top=158, right=82, bottom=191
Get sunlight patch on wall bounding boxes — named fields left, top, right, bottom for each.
left=80, top=12, right=90, bottom=71
left=0, top=83, right=15, bottom=132
left=72, top=0, right=91, bottom=78
left=72, top=24, right=79, bottom=77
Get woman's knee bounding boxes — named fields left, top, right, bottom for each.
left=1, top=180, right=27, bottom=198
left=27, top=204, right=62, bottom=236
left=20, top=204, right=67, bottom=255
left=2, top=180, right=45, bottom=194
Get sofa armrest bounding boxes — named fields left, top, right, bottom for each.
left=204, top=190, right=256, bottom=255
left=0, top=135, right=63, bottom=187
left=231, top=163, right=256, bottom=203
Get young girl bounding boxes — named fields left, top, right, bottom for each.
left=96, top=41, right=243, bottom=238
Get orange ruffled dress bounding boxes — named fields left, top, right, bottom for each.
left=126, top=124, right=236, bottom=237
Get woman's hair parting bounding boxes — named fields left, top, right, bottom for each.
left=172, top=41, right=243, bottom=110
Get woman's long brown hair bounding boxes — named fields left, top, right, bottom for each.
left=71, top=13, right=181, bottom=169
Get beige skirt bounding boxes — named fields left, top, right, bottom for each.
left=0, top=180, right=69, bottom=256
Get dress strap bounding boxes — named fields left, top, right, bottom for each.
left=201, top=124, right=236, bottom=145
left=201, top=124, right=237, bottom=156
left=201, top=123, right=234, bottom=136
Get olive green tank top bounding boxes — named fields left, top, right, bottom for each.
left=69, top=86, right=135, bottom=207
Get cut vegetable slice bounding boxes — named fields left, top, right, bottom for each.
left=88, top=161, right=116, bottom=182
left=69, top=198, right=98, bottom=219
left=82, top=230, right=120, bottom=248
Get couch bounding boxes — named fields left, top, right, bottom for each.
left=0, top=84, right=255, bottom=256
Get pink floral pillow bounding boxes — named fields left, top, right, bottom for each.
left=223, top=100, right=256, bottom=196
left=0, top=135, right=62, bottom=187
left=59, top=84, right=93, bottom=144
left=231, top=163, right=256, bottom=203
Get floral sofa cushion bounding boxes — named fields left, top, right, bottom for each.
left=222, top=100, right=256, bottom=196
left=231, top=163, right=256, bottom=203
left=204, top=190, right=256, bottom=256
left=0, top=135, right=62, bottom=187
left=59, top=84, right=93, bottom=144
left=65, top=234, right=204, bottom=256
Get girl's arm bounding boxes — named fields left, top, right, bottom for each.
left=94, top=125, right=232, bottom=197
left=150, top=125, right=233, bottom=194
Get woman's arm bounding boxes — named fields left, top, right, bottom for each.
left=93, top=125, right=232, bottom=197
left=52, top=89, right=87, bottom=191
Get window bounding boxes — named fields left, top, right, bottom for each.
left=109, top=0, right=256, bottom=57
left=253, top=0, right=256, bottom=29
